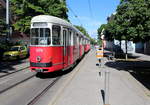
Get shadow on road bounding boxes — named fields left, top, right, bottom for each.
left=0, top=58, right=28, bottom=73
left=35, top=68, right=74, bottom=79
left=105, top=59, right=150, bottom=90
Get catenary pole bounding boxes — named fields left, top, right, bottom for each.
left=6, top=0, right=10, bottom=40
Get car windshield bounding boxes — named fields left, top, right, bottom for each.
left=10, top=47, right=19, bottom=51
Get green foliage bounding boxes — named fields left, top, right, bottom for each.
left=10, top=0, right=68, bottom=34
left=13, top=16, right=31, bottom=33
left=97, top=23, right=115, bottom=41
left=99, top=0, right=150, bottom=42
left=74, top=25, right=90, bottom=38
left=89, top=38, right=97, bottom=45
left=75, top=25, right=97, bottom=45
left=97, top=40, right=102, bottom=46
left=0, top=18, right=6, bottom=35
left=97, top=24, right=106, bottom=39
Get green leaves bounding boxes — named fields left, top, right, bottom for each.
left=27, top=2, right=45, bottom=14
left=98, top=0, right=150, bottom=42
left=13, top=16, right=31, bottom=33
left=75, top=25, right=90, bottom=38
left=0, top=18, right=6, bottom=35
left=10, top=0, right=68, bottom=33
left=75, top=25, right=96, bottom=44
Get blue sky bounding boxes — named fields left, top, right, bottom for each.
left=66, top=0, right=120, bottom=39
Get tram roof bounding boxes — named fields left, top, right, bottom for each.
left=31, top=15, right=87, bottom=38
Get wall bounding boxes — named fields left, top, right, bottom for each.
left=144, top=41, right=150, bottom=55
left=135, top=42, right=144, bottom=53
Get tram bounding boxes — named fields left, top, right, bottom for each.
left=29, top=15, right=90, bottom=72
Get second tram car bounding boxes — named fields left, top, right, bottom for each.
left=30, top=15, right=90, bottom=72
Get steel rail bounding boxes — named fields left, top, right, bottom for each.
left=0, top=66, right=29, bottom=78
left=0, top=74, right=35, bottom=94
left=27, top=76, right=62, bottom=105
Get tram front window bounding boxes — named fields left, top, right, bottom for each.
left=30, top=28, right=51, bottom=45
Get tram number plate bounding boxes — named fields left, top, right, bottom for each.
left=35, top=69, right=43, bottom=72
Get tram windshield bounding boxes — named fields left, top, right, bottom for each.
left=30, top=28, right=51, bottom=45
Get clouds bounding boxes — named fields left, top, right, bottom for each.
left=69, top=16, right=102, bottom=38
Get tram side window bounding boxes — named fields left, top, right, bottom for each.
left=73, top=32, right=76, bottom=45
left=76, top=34, right=79, bottom=45
left=69, top=31, right=72, bottom=45
left=68, top=30, right=72, bottom=45
left=79, top=37, right=82, bottom=45
left=52, top=25, right=61, bottom=45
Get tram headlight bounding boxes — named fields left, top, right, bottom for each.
left=36, top=56, right=42, bottom=62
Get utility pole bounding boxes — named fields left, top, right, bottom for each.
left=6, top=0, right=10, bottom=41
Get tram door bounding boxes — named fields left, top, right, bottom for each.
left=63, top=28, right=68, bottom=68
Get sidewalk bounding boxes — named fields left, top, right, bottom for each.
left=133, top=53, right=150, bottom=61
left=49, top=50, right=150, bottom=105
left=51, top=50, right=103, bottom=105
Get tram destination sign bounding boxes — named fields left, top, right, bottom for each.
left=33, top=22, right=48, bottom=27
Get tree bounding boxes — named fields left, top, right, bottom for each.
left=10, top=0, right=68, bottom=34
left=114, top=0, right=150, bottom=42
left=0, top=18, right=6, bottom=35
left=88, top=37, right=97, bottom=45
left=74, top=25, right=90, bottom=38
left=97, top=0, right=150, bottom=59
left=97, top=24, right=106, bottom=39
left=99, top=0, right=150, bottom=42
left=75, top=25, right=97, bottom=45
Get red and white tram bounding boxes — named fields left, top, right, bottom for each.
left=29, top=15, right=90, bottom=72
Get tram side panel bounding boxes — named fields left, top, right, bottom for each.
left=79, top=44, right=84, bottom=57
left=87, top=44, right=91, bottom=51
left=85, top=44, right=90, bottom=53
left=79, top=44, right=82, bottom=57
left=84, top=44, right=87, bottom=53
left=69, top=45, right=74, bottom=65
left=51, top=46, right=63, bottom=70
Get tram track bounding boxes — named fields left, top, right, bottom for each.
left=0, top=66, right=29, bottom=78
left=27, top=76, right=62, bottom=105
left=0, top=52, right=91, bottom=105
left=0, top=73, right=36, bottom=94
left=0, top=65, right=36, bottom=94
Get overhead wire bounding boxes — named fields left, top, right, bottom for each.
left=88, top=0, right=94, bottom=19
left=67, top=4, right=83, bottom=26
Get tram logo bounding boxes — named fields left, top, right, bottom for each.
left=36, top=56, right=42, bottom=62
